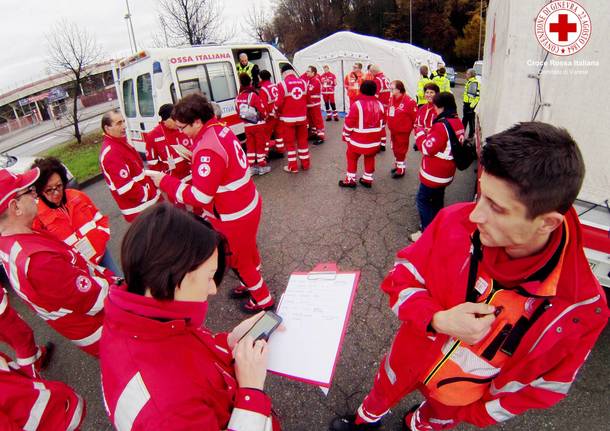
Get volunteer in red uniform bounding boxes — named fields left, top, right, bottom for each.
left=387, top=80, right=417, bottom=178
left=146, top=94, right=275, bottom=313
left=339, top=80, right=385, bottom=189
left=370, top=64, right=391, bottom=151
left=321, top=65, right=339, bottom=121
left=0, top=168, right=114, bottom=356
left=144, top=103, right=192, bottom=180
left=100, top=203, right=280, bottom=431
left=100, top=109, right=161, bottom=223
left=259, top=69, right=284, bottom=155
left=31, top=157, right=120, bottom=275
left=275, top=65, right=309, bottom=173
left=415, top=83, right=440, bottom=133
left=1, top=334, right=84, bottom=430
left=305, top=66, right=325, bottom=144
left=330, top=122, right=608, bottom=431
left=236, top=73, right=270, bottom=175
left=344, top=63, right=363, bottom=113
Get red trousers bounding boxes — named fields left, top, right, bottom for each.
left=0, top=290, right=38, bottom=367
left=210, top=199, right=273, bottom=307
left=265, top=117, right=284, bottom=153
left=323, top=94, right=335, bottom=104
left=346, top=148, right=376, bottom=182
left=355, top=325, right=462, bottom=429
left=245, top=124, right=268, bottom=166
left=281, top=122, right=309, bottom=170
left=391, top=131, right=411, bottom=169
left=307, top=106, right=325, bottom=139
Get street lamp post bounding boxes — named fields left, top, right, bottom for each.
left=125, top=0, right=138, bottom=53
left=477, top=0, right=484, bottom=60
left=409, top=0, right=413, bottom=44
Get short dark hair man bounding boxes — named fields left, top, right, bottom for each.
left=330, top=122, right=608, bottom=431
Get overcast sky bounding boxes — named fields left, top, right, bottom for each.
left=0, top=0, right=272, bottom=93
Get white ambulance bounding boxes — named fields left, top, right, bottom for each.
left=113, top=44, right=294, bottom=153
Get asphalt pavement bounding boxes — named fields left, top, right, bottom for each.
left=2, top=85, right=609, bottom=430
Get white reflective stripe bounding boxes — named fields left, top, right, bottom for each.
left=182, top=174, right=192, bottom=182
left=86, top=283, right=109, bottom=316
left=362, top=173, right=373, bottom=180
left=100, top=146, right=117, bottom=190
left=154, top=136, right=165, bottom=142
left=419, top=168, right=453, bottom=184
left=98, top=226, right=110, bottom=235
left=23, top=381, right=51, bottom=431
left=219, top=191, right=259, bottom=222
left=529, top=295, right=601, bottom=353
left=79, top=220, right=97, bottom=236
left=485, top=399, right=515, bottom=422
left=353, top=126, right=384, bottom=133
left=247, top=278, right=263, bottom=291
left=0, top=357, right=9, bottom=371
left=175, top=183, right=187, bottom=204
left=279, top=116, right=307, bottom=122
left=415, top=130, right=425, bottom=138
left=257, top=295, right=273, bottom=306
left=215, top=344, right=229, bottom=354
left=66, top=395, right=85, bottom=431
left=384, top=355, right=397, bottom=385
left=297, top=149, right=309, bottom=153
left=33, top=305, right=73, bottom=321
left=114, top=372, right=151, bottom=431
left=429, top=418, right=454, bottom=425
left=16, top=348, right=42, bottom=366
left=395, top=259, right=425, bottom=284
left=9, top=242, right=23, bottom=292
left=357, top=404, right=387, bottom=423
left=93, top=211, right=104, bottom=222
left=491, top=377, right=572, bottom=396
left=228, top=407, right=272, bottom=431
left=356, top=101, right=364, bottom=130
left=449, top=346, right=500, bottom=377
left=0, top=292, right=7, bottom=315
left=217, top=171, right=251, bottom=193
left=343, top=126, right=354, bottom=131
left=391, top=288, right=427, bottom=316
left=306, top=103, right=321, bottom=107
left=147, top=159, right=159, bottom=165
left=299, top=154, right=310, bottom=160
left=347, top=139, right=380, bottom=148
left=120, top=191, right=161, bottom=216
left=115, top=179, right=135, bottom=195
left=191, top=187, right=213, bottom=205
left=72, top=326, right=102, bottom=347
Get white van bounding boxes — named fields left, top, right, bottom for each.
left=113, top=44, right=294, bottom=153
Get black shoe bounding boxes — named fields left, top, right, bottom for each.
left=334, top=117, right=339, bottom=121
left=359, top=178, right=372, bottom=188
left=339, top=179, right=357, bottom=188
left=412, top=144, right=418, bottom=152
left=391, top=171, right=405, bottom=179
left=326, top=117, right=332, bottom=121
left=38, top=342, right=55, bottom=371
left=379, top=145, right=386, bottom=152
left=329, top=414, right=382, bottom=431
left=230, top=285, right=249, bottom=299
left=391, top=168, right=397, bottom=174
left=268, top=151, right=285, bottom=160
left=313, top=139, right=325, bottom=145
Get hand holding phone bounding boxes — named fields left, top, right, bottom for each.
left=239, top=311, right=283, bottom=343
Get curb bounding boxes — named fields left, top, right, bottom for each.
left=79, top=173, right=104, bottom=190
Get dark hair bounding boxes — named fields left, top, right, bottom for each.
left=259, top=69, right=271, bottom=81
left=420, top=65, right=429, bottom=76
left=239, top=72, right=252, bottom=87
left=158, top=103, right=174, bottom=121
left=354, top=62, right=362, bottom=69
left=308, top=65, right=317, bottom=74
left=423, top=82, right=440, bottom=93
left=121, top=202, right=227, bottom=300
left=432, top=92, right=457, bottom=112
left=481, top=122, right=585, bottom=218
left=101, top=108, right=120, bottom=132
left=392, top=80, right=406, bottom=94
left=172, top=93, right=215, bottom=125
left=437, top=67, right=446, bottom=76
left=360, top=80, right=377, bottom=96
left=280, top=64, right=294, bottom=74
left=31, top=157, right=68, bottom=205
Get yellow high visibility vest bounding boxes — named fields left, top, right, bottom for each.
left=463, top=77, right=481, bottom=107
left=236, top=62, right=255, bottom=78
left=417, top=77, right=433, bottom=105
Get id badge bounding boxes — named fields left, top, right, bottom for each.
left=389, top=106, right=395, bottom=117
left=74, top=237, right=96, bottom=260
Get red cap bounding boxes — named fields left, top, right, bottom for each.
left=0, top=168, right=40, bottom=213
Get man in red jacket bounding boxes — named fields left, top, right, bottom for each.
left=259, top=69, right=284, bottom=155
left=144, top=103, right=192, bottom=180
left=339, top=80, right=385, bottom=188
left=275, top=65, right=309, bottom=173
left=411, top=92, right=464, bottom=241
left=321, top=65, right=339, bottom=121
left=235, top=73, right=270, bottom=175
left=387, top=80, right=418, bottom=178
left=370, top=64, right=391, bottom=151
left=100, top=109, right=161, bottom=222
left=0, top=168, right=115, bottom=356
left=330, top=122, right=608, bottom=431
left=305, top=65, right=325, bottom=144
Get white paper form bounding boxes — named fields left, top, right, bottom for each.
left=267, top=273, right=358, bottom=387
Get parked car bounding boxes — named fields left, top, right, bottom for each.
left=446, top=66, right=456, bottom=87
left=0, top=153, right=79, bottom=189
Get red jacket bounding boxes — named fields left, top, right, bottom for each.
left=343, top=95, right=386, bottom=155
left=414, top=115, right=464, bottom=188
left=344, top=71, right=362, bottom=100
left=100, top=284, right=279, bottom=431
left=381, top=203, right=607, bottom=427
left=0, top=232, right=114, bottom=356
left=275, top=74, right=308, bottom=125
left=100, top=134, right=161, bottom=222
left=1, top=351, right=85, bottom=431
left=415, top=102, right=437, bottom=132
left=144, top=122, right=192, bottom=180
left=386, top=94, right=418, bottom=135
left=306, top=75, right=322, bottom=108
left=235, top=87, right=268, bottom=127
left=160, top=118, right=259, bottom=223
left=33, top=189, right=110, bottom=264
left=259, top=80, right=279, bottom=115
left=320, top=72, right=337, bottom=95
left=374, top=72, right=391, bottom=108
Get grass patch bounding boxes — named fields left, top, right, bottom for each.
left=40, top=130, right=103, bottom=182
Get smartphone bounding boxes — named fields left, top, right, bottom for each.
left=240, top=311, right=283, bottom=342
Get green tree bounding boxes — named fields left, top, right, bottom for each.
left=454, top=11, right=485, bottom=61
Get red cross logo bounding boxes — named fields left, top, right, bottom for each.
left=549, top=13, right=577, bottom=42
left=75, top=275, right=92, bottom=292
left=291, top=87, right=304, bottom=100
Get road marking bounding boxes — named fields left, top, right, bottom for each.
left=33, top=135, right=57, bottom=145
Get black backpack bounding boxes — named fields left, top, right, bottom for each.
left=439, top=118, right=477, bottom=171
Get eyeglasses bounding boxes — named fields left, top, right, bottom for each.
left=14, top=186, right=36, bottom=200
left=43, top=183, right=64, bottom=195
left=175, top=122, right=191, bottom=132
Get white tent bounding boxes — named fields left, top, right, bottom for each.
left=293, top=31, right=444, bottom=112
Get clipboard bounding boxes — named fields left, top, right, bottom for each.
left=266, top=262, right=360, bottom=395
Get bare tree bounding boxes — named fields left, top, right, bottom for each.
left=243, top=2, right=271, bottom=42
left=47, top=20, right=103, bottom=144
left=154, top=0, right=232, bottom=46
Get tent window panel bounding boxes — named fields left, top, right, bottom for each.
left=206, top=62, right=236, bottom=102
left=136, top=73, right=155, bottom=117
left=122, top=79, right=136, bottom=118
